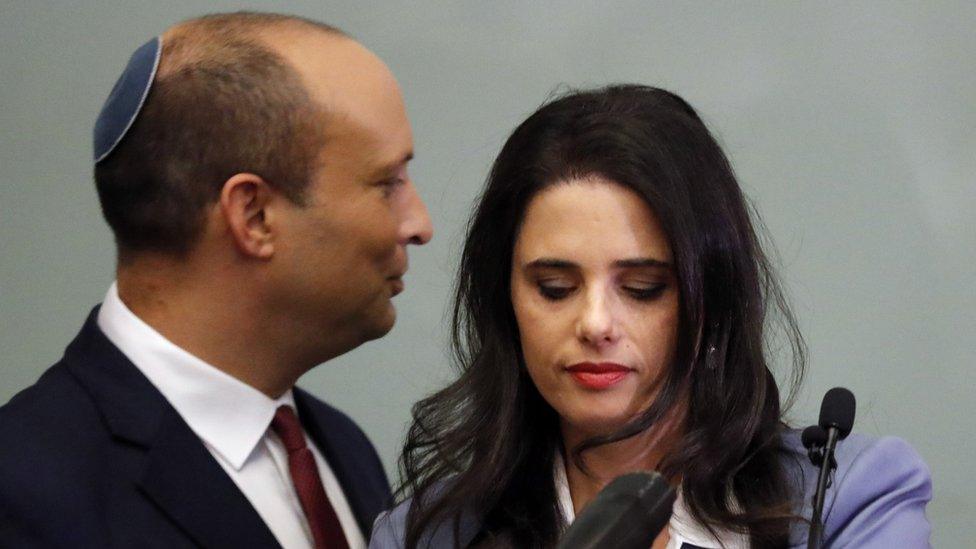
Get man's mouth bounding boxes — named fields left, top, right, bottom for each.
left=389, top=277, right=404, bottom=296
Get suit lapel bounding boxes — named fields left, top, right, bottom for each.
left=64, top=308, right=280, bottom=548
left=138, top=411, right=280, bottom=548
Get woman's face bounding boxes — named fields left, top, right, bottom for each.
left=511, top=177, right=680, bottom=437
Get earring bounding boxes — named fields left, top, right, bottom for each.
left=706, top=344, right=718, bottom=369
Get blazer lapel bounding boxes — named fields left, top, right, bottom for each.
left=64, top=308, right=280, bottom=548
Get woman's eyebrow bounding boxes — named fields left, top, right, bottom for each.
left=523, top=257, right=672, bottom=270
left=613, top=257, right=672, bottom=269
left=524, top=258, right=578, bottom=270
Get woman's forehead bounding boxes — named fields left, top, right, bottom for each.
left=514, top=179, right=672, bottom=264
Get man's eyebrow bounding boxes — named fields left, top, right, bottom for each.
left=370, top=151, right=414, bottom=180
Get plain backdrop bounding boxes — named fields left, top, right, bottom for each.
left=2, top=2, right=972, bottom=545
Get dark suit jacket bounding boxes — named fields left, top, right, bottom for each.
left=0, top=308, right=392, bottom=548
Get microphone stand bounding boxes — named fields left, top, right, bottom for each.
left=807, top=427, right=839, bottom=549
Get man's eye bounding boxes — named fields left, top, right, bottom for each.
left=538, top=284, right=574, bottom=301
left=623, top=284, right=665, bottom=301
left=378, top=178, right=404, bottom=197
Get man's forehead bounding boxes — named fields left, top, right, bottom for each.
left=323, top=107, right=414, bottom=175
left=259, top=28, right=413, bottom=174
left=262, top=29, right=390, bottom=98
left=269, top=31, right=406, bottom=130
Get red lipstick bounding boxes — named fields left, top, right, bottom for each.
left=565, top=362, right=632, bottom=390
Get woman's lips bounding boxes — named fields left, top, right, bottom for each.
left=565, top=362, right=632, bottom=390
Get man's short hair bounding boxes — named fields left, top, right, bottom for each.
left=94, top=12, right=342, bottom=260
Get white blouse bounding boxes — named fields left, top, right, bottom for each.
left=553, top=453, right=749, bottom=549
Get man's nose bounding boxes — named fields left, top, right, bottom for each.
left=399, top=180, right=433, bottom=245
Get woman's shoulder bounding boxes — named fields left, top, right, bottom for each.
left=780, top=429, right=932, bottom=547
left=371, top=434, right=932, bottom=548
left=369, top=498, right=409, bottom=549
left=369, top=489, right=480, bottom=549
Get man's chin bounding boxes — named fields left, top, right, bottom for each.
left=363, top=303, right=397, bottom=341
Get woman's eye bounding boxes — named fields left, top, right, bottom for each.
left=538, top=283, right=574, bottom=301
left=623, top=284, right=665, bottom=301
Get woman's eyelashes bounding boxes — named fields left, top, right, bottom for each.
left=537, top=280, right=574, bottom=300
left=622, top=283, right=666, bottom=301
left=535, top=279, right=667, bottom=302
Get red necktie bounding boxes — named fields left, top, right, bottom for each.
left=271, top=405, right=350, bottom=549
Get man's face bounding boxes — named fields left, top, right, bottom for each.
left=268, top=34, right=432, bottom=358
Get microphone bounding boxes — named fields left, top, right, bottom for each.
left=819, top=387, right=855, bottom=439
left=806, top=387, right=856, bottom=549
left=556, top=471, right=675, bottom=549
left=801, top=424, right=827, bottom=448
left=801, top=425, right=828, bottom=467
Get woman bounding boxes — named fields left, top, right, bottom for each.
left=371, top=86, right=931, bottom=548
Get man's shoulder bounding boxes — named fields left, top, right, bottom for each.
left=0, top=359, right=102, bottom=443
left=0, top=360, right=110, bottom=509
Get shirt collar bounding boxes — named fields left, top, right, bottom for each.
left=554, top=451, right=576, bottom=523
left=97, top=282, right=291, bottom=470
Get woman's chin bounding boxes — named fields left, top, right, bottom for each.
left=559, top=405, right=637, bottom=439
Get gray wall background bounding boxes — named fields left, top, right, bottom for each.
left=2, top=1, right=972, bottom=545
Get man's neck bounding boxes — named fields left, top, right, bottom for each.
left=116, top=262, right=301, bottom=398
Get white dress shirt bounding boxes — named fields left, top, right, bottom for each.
left=554, top=452, right=749, bottom=548
left=97, top=282, right=366, bottom=549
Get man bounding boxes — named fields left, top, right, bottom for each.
left=0, top=12, right=431, bottom=548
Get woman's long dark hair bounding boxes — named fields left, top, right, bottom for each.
left=398, top=85, right=806, bottom=548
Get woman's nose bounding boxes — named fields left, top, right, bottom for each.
left=575, top=289, right=620, bottom=347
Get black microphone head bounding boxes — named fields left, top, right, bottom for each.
left=819, top=387, right=856, bottom=439
left=556, top=471, right=675, bottom=549
left=801, top=425, right=827, bottom=449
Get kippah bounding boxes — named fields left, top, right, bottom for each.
left=93, top=36, right=162, bottom=164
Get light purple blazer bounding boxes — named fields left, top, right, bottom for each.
left=370, top=431, right=932, bottom=548
left=784, top=430, right=932, bottom=547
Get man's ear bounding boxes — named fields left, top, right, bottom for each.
left=219, top=173, right=277, bottom=259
